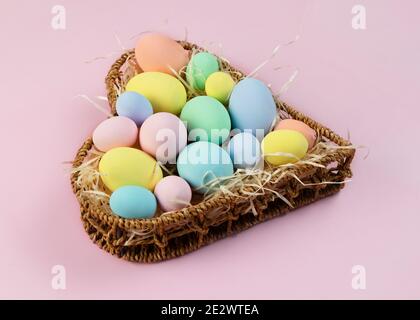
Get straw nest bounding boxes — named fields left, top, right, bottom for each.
left=71, top=41, right=355, bottom=263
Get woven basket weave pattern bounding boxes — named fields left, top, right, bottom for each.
left=71, top=41, right=355, bottom=263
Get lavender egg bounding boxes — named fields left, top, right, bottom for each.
left=227, top=132, right=261, bottom=169
left=116, top=91, right=153, bottom=126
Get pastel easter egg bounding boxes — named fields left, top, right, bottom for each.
left=177, top=141, right=234, bottom=194
left=139, top=112, right=187, bottom=163
left=154, top=176, right=192, bottom=212
left=110, top=186, right=157, bottom=219
left=99, top=147, right=163, bottom=192
left=126, top=72, right=187, bottom=115
left=274, top=119, right=317, bottom=149
left=135, top=33, right=189, bottom=75
left=228, top=78, right=277, bottom=139
left=92, top=116, right=138, bottom=152
left=205, top=71, right=235, bottom=104
left=261, top=130, right=308, bottom=165
left=116, top=91, right=153, bottom=126
left=186, top=52, right=219, bottom=91
left=180, top=96, right=231, bottom=145
left=227, top=132, right=261, bottom=169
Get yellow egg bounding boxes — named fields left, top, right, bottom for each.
left=205, top=72, right=235, bottom=104
left=99, top=147, right=163, bottom=191
left=261, top=130, right=308, bottom=165
left=125, top=72, right=187, bottom=115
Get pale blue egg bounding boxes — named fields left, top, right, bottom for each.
left=228, top=132, right=261, bottom=169
left=110, top=185, right=157, bottom=219
left=116, top=91, right=153, bottom=126
left=228, top=78, right=276, bottom=138
left=177, top=141, right=234, bottom=194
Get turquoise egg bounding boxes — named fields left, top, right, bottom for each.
left=186, top=52, right=219, bottom=91
left=228, top=78, right=277, bottom=138
left=180, top=96, right=231, bottom=145
left=177, top=141, right=234, bottom=194
left=227, top=132, right=261, bottom=169
left=110, top=185, right=157, bottom=219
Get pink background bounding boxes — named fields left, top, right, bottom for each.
left=1, top=0, right=419, bottom=299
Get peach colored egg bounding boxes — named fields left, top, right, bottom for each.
left=154, top=176, right=192, bottom=212
left=139, top=112, right=187, bottom=164
left=135, top=33, right=189, bottom=75
left=274, top=119, right=317, bottom=149
left=93, top=116, right=138, bottom=152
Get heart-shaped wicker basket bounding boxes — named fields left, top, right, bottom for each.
left=71, top=41, right=355, bottom=263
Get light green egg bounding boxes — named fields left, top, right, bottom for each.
left=180, top=96, right=231, bottom=145
left=186, top=52, right=219, bottom=91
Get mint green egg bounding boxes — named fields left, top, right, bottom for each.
left=186, top=52, right=219, bottom=91
left=180, top=96, right=231, bottom=145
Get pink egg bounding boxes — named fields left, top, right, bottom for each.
left=135, top=33, right=190, bottom=75
left=154, top=176, right=192, bottom=212
left=274, top=119, right=317, bottom=149
left=92, top=116, right=138, bottom=152
left=139, top=112, right=187, bottom=163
